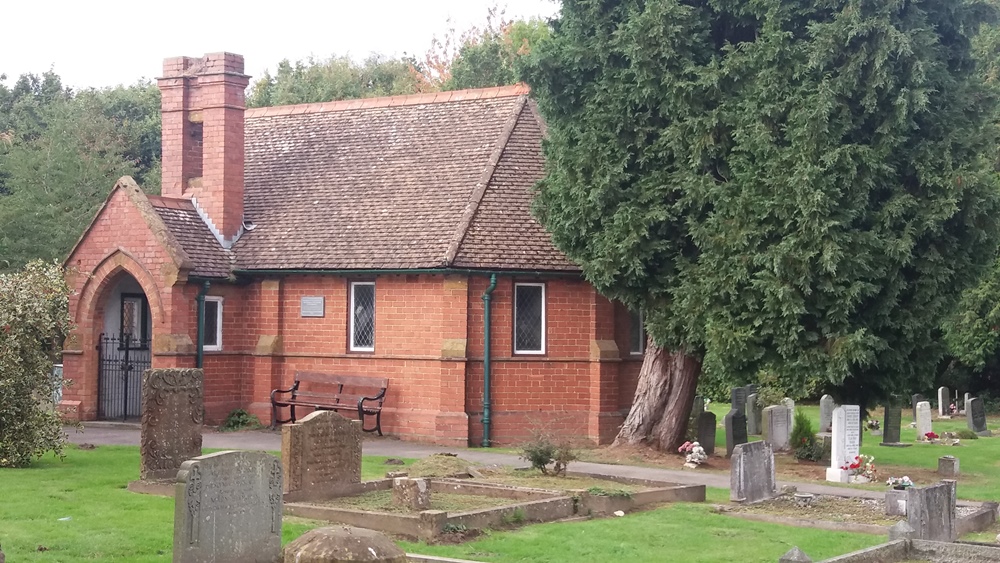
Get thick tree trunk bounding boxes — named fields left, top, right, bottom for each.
left=613, top=340, right=703, bottom=451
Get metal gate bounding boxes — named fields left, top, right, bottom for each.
left=97, top=334, right=150, bottom=420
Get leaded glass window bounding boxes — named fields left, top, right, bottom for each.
left=514, top=283, right=545, bottom=354
left=351, top=282, right=375, bottom=352
left=630, top=309, right=646, bottom=355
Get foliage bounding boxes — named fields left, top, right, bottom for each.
left=218, top=409, right=262, bottom=432
left=791, top=409, right=823, bottom=462
left=500, top=508, right=526, bottom=525
left=585, top=486, right=632, bottom=499
left=522, top=0, right=1000, bottom=412
left=520, top=433, right=577, bottom=476
left=955, top=428, right=980, bottom=440
left=0, top=261, right=72, bottom=467
left=841, top=454, right=877, bottom=481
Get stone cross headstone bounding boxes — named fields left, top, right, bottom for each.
left=907, top=481, right=957, bottom=542
left=819, top=395, right=836, bottom=433
left=916, top=401, right=933, bottom=440
left=967, top=397, right=989, bottom=436
left=139, top=368, right=203, bottom=481
left=730, top=386, right=748, bottom=415
left=880, top=405, right=904, bottom=446
left=724, top=409, right=748, bottom=458
left=174, top=450, right=282, bottom=563
left=730, top=440, right=776, bottom=503
left=282, top=410, right=363, bottom=501
left=697, top=411, right=717, bottom=456
left=826, top=405, right=860, bottom=483
left=938, top=386, right=949, bottom=417
left=745, top=393, right=761, bottom=435
left=762, top=406, right=790, bottom=451
left=912, top=393, right=925, bottom=422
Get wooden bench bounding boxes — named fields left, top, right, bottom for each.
left=270, top=372, right=388, bottom=435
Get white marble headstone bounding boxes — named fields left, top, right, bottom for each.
left=819, top=394, right=836, bottom=433
left=826, top=405, right=860, bottom=483
left=916, top=401, right=933, bottom=439
left=938, top=387, right=949, bottom=417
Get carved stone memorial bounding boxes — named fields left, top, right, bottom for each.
left=762, top=405, right=790, bottom=451
left=916, top=401, right=933, bottom=439
left=730, top=386, right=748, bottom=416
left=880, top=405, right=909, bottom=447
left=907, top=480, right=957, bottom=542
left=393, top=477, right=431, bottom=510
left=746, top=393, right=761, bottom=436
left=282, top=410, right=362, bottom=501
left=826, top=405, right=860, bottom=483
left=697, top=411, right=717, bottom=456
left=174, top=450, right=283, bottom=563
left=724, top=409, right=748, bottom=458
left=819, top=394, right=836, bottom=433
left=140, top=368, right=203, bottom=481
left=730, top=440, right=776, bottom=503
left=967, top=397, right=989, bottom=437
left=911, top=393, right=925, bottom=423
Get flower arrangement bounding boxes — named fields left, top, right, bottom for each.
left=678, top=441, right=694, bottom=455
left=841, top=454, right=877, bottom=482
left=866, top=419, right=880, bottom=430
left=924, top=431, right=939, bottom=441
left=886, top=476, right=914, bottom=490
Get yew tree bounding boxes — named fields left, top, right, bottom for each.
left=523, top=0, right=1000, bottom=450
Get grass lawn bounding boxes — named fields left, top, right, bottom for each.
left=0, top=444, right=408, bottom=562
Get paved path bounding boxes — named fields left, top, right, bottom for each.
left=67, top=422, right=887, bottom=500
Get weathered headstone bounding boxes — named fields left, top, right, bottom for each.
left=282, top=410, right=362, bottom=501
left=819, top=395, right=836, bottom=433
left=938, top=386, right=949, bottom=417
left=393, top=477, right=431, bottom=510
left=782, top=397, right=795, bottom=429
left=916, top=401, right=933, bottom=440
left=691, top=395, right=705, bottom=419
left=744, top=384, right=758, bottom=396
left=778, top=547, right=813, bottom=563
left=139, top=368, right=203, bottom=481
left=281, top=526, right=406, bottom=563
left=731, top=386, right=748, bottom=415
left=880, top=405, right=909, bottom=447
left=967, top=397, right=989, bottom=437
left=697, top=411, right=717, bottom=456
left=746, top=393, right=761, bottom=435
left=724, top=409, right=748, bottom=458
left=938, top=456, right=960, bottom=478
left=912, top=393, right=925, bottom=422
left=730, top=440, right=776, bottom=503
left=885, top=488, right=907, bottom=516
left=174, top=450, right=283, bottom=563
left=907, top=480, right=957, bottom=542
left=762, top=406, right=790, bottom=451
left=826, top=405, right=860, bottom=483
left=964, top=392, right=972, bottom=414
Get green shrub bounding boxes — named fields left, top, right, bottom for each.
left=956, top=429, right=980, bottom=440
left=520, top=433, right=577, bottom=476
left=0, top=262, right=73, bottom=468
left=219, top=409, right=262, bottom=432
left=586, top=486, right=633, bottom=499
left=791, top=409, right=823, bottom=461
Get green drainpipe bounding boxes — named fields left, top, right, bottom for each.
left=481, top=273, right=498, bottom=447
left=196, top=281, right=210, bottom=368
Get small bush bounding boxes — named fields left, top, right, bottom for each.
left=586, top=486, right=632, bottom=499
left=520, top=433, right=577, bottom=476
left=791, top=409, right=823, bottom=461
left=955, top=429, right=980, bottom=440
left=502, top=509, right=526, bottom=525
left=219, top=409, right=262, bottom=432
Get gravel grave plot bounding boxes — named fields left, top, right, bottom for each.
left=724, top=494, right=903, bottom=526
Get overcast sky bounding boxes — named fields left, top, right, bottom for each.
left=3, top=0, right=561, bottom=90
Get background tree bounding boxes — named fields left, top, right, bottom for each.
left=523, top=0, right=1000, bottom=450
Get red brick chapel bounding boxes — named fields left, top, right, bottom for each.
left=60, top=52, right=644, bottom=446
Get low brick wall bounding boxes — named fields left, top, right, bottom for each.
left=285, top=478, right=392, bottom=503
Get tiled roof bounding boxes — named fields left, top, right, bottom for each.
left=148, top=196, right=233, bottom=278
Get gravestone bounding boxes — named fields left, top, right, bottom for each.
left=885, top=489, right=907, bottom=516
left=967, top=397, right=989, bottom=437
left=139, top=368, right=203, bottom=481
left=691, top=395, right=705, bottom=418
left=819, top=395, right=836, bottom=433
left=938, top=386, right=949, bottom=417
left=762, top=406, right=790, bottom=451
left=938, top=456, right=959, bottom=478
left=724, top=409, right=748, bottom=458
left=879, top=405, right=909, bottom=447
left=282, top=410, right=363, bottom=501
left=731, top=386, right=748, bottom=415
left=174, top=450, right=283, bottom=563
left=912, top=394, right=925, bottom=422
left=826, top=405, right=860, bottom=483
left=744, top=384, right=758, bottom=396
left=907, top=481, right=957, bottom=542
left=964, top=392, right=972, bottom=414
left=696, top=411, right=717, bottom=456
left=393, top=477, right=431, bottom=510
left=730, top=440, right=776, bottom=503
left=782, top=397, right=795, bottom=429
left=916, top=401, right=933, bottom=440
left=746, top=393, right=761, bottom=435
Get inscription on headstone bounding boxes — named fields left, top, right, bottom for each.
left=967, top=397, right=989, bottom=436
left=724, top=409, right=748, bottom=458
left=697, top=411, right=717, bottom=456
left=746, top=393, right=761, bottom=436
left=916, top=401, right=933, bottom=440
left=880, top=406, right=906, bottom=446
left=907, top=481, right=957, bottom=542
left=730, top=441, right=776, bottom=504
left=819, top=395, right=836, bottom=433
left=730, top=387, right=748, bottom=415
left=140, top=368, right=203, bottom=481
left=174, top=450, right=282, bottom=563
left=762, top=406, right=790, bottom=451
left=826, top=405, right=860, bottom=483
left=282, top=410, right=363, bottom=501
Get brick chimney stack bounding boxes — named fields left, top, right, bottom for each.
left=158, top=53, right=250, bottom=247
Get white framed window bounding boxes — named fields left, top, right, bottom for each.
left=350, top=281, right=375, bottom=352
left=514, top=283, right=546, bottom=354
left=630, top=309, right=646, bottom=355
left=203, top=296, right=223, bottom=352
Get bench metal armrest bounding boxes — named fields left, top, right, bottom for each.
left=270, top=380, right=300, bottom=404
left=356, top=388, right=387, bottom=412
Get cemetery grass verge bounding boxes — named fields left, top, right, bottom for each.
left=0, top=444, right=407, bottom=562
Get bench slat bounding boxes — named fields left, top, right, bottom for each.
left=295, top=371, right=388, bottom=389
